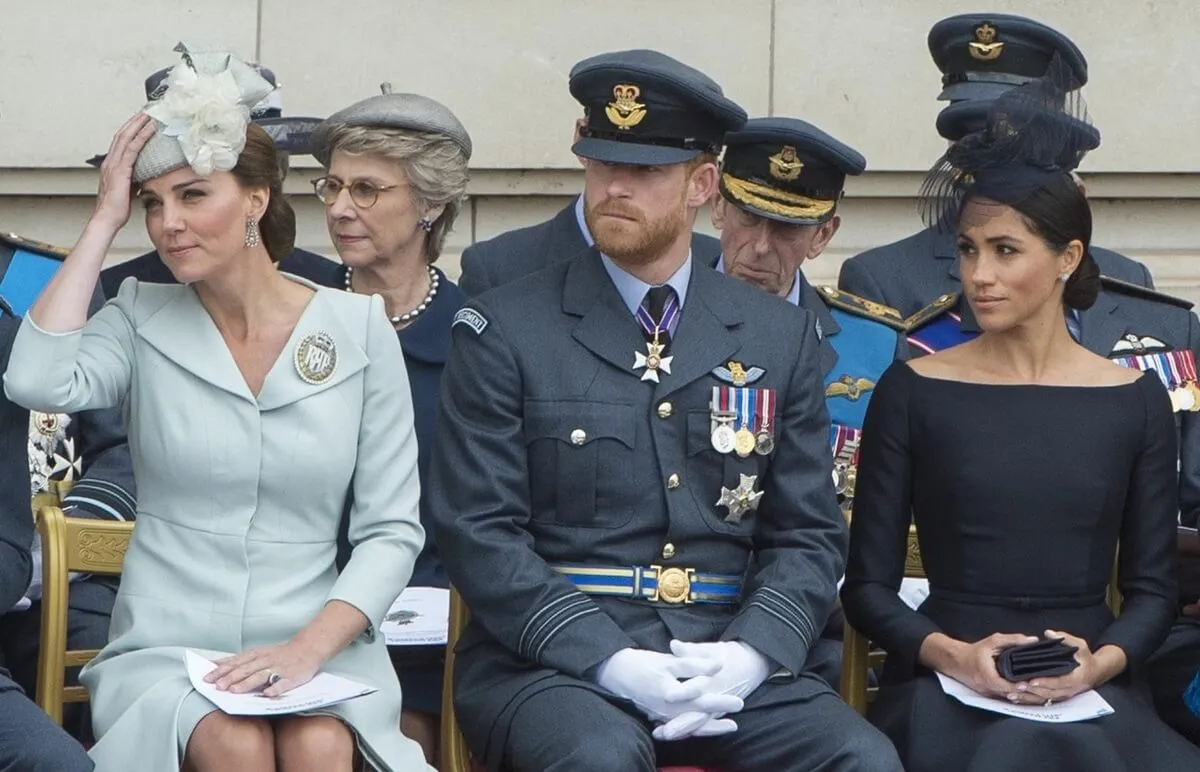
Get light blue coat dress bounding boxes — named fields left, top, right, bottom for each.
left=3, top=276, right=433, bottom=771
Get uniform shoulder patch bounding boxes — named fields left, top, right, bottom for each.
left=1100, top=275, right=1194, bottom=311
left=0, top=231, right=69, bottom=259
left=452, top=307, right=489, bottom=335
left=902, top=292, right=959, bottom=332
left=816, top=286, right=906, bottom=331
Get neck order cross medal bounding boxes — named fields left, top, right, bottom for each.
left=632, top=290, right=679, bottom=383
left=634, top=338, right=673, bottom=383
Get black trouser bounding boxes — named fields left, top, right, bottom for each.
left=0, top=580, right=116, bottom=743
left=0, top=671, right=93, bottom=771
left=500, top=678, right=902, bottom=772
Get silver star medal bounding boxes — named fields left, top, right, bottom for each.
left=633, top=340, right=673, bottom=383
left=716, top=474, right=764, bottom=524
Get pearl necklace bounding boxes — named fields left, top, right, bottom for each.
left=344, top=265, right=439, bottom=325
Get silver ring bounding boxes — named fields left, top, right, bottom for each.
left=266, top=670, right=282, bottom=686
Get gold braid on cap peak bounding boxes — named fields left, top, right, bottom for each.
left=721, top=173, right=836, bottom=220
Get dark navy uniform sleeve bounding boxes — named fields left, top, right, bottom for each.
left=457, top=244, right=495, bottom=298
left=1097, top=376, right=1179, bottom=665
left=837, top=257, right=888, bottom=306
left=1179, top=312, right=1200, bottom=530
left=62, top=408, right=136, bottom=522
left=719, top=310, right=849, bottom=675
left=429, top=300, right=637, bottom=678
left=0, top=316, right=33, bottom=611
left=842, top=363, right=942, bottom=671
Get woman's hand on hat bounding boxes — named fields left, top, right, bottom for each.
left=92, top=112, right=158, bottom=232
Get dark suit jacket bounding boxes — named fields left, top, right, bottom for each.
left=458, top=197, right=724, bottom=296
left=430, top=250, right=845, bottom=759
left=838, top=225, right=1154, bottom=318
left=100, top=247, right=343, bottom=299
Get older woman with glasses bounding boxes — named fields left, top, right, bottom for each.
left=310, top=89, right=471, bottom=767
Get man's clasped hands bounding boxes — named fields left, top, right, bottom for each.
left=595, top=640, right=771, bottom=741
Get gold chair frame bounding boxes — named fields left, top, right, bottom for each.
left=33, top=490, right=133, bottom=725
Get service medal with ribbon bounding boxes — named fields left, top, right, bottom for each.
left=1111, top=348, right=1200, bottom=412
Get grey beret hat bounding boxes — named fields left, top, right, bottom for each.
left=311, top=90, right=472, bottom=166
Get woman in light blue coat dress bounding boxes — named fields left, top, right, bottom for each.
left=2, top=46, right=432, bottom=772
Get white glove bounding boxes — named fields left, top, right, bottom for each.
left=650, top=640, right=771, bottom=742
left=662, top=639, right=771, bottom=704
left=595, top=648, right=744, bottom=724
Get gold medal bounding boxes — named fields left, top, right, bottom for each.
left=1171, top=387, right=1195, bottom=413
left=734, top=428, right=756, bottom=457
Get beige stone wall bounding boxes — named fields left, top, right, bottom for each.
left=2, top=1, right=1198, bottom=298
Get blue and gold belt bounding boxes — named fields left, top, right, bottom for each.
left=550, top=564, right=742, bottom=605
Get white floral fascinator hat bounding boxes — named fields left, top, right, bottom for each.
left=133, top=42, right=276, bottom=183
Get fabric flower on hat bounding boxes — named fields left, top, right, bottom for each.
left=137, top=43, right=275, bottom=179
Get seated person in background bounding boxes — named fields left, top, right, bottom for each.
left=841, top=66, right=1200, bottom=771
left=0, top=293, right=97, bottom=771
left=709, top=116, right=907, bottom=684
left=311, top=87, right=474, bottom=767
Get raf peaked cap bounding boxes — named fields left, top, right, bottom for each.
left=311, top=91, right=473, bottom=167
left=719, top=117, right=865, bottom=226
left=569, top=49, right=747, bottom=166
left=929, top=13, right=1088, bottom=102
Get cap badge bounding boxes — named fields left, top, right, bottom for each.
left=768, top=145, right=804, bottom=181
left=294, top=331, right=338, bottom=385
left=606, top=84, right=647, bottom=131
left=969, top=23, right=1004, bottom=61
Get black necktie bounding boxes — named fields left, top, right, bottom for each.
left=640, top=285, right=677, bottom=344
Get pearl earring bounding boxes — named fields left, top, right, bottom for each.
left=1058, top=272, right=1070, bottom=283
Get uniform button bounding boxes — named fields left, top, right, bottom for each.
left=570, top=429, right=587, bottom=445
left=657, top=402, right=673, bottom=419
left=667, top=473, right=681, bottom=489
left=661, top=543, right=676, bottom=559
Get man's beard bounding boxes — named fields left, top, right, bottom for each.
left=585, top=198, right=687, bottom=267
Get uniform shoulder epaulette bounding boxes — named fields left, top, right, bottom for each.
left=1100, top=275, right=1194, bottom=311
left=0, top=232, right=69, bottom=259
left=816, top=286, right=906, bottom=331
left=901, top=292, right=959, bottom=332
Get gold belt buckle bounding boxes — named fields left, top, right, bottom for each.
left=650, top=565, right=695, bottom=604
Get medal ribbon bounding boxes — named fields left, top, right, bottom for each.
left=755, top=388, right=775, bottom=433
left=635, top=291, right=680, bottom=341
left=831, top=424, right=862, bottom=466
left=1113, top=351, right=1198, bottom=390
left=737, top=388, right=755, bottom=432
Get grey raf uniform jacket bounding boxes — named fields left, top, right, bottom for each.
left=430, top=250, right=846, bottom=761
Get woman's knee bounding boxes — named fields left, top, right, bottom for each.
left=185, top=713, right=274, bottom=769
left=275, top=715, right=355, bottom=770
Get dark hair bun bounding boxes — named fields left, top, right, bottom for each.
left=1063, top=251, right=1100, bottom=310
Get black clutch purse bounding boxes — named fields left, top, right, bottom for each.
left=994, top=637, right=1079, bottom=682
